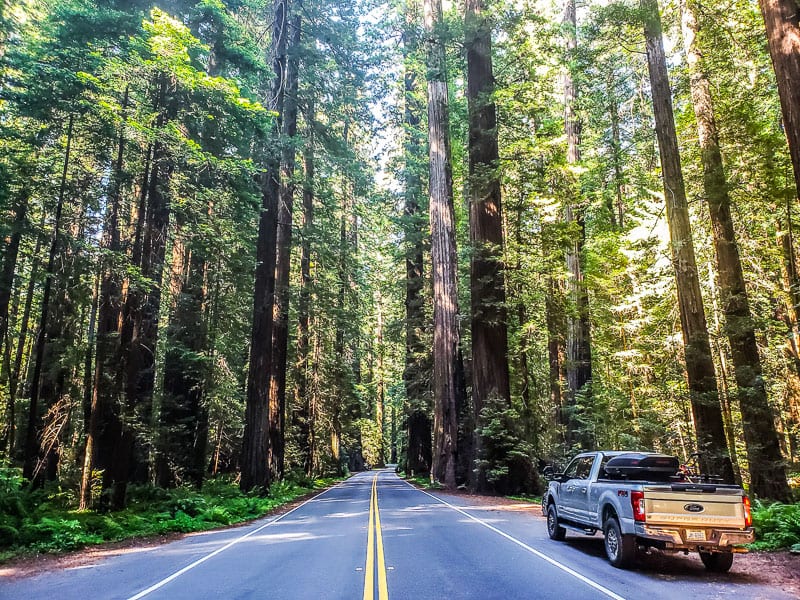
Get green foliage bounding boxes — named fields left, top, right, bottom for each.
left=0, top=477, right=323, bottom=560
left=749, top=501, right=800, bottom=551
left=474, top=396, right=542, bottom=496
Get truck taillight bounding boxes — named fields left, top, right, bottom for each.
left=631, top=490, right=646, bottom=522
left=743, top=495, right=752, bottom=528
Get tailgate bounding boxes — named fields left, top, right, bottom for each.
left=642, top=486, right=746, bottom=528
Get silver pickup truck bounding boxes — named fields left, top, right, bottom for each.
left=542, top=451, right=754, bottom=571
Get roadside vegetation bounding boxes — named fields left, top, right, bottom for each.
left=0, top=467, right=336, bottom=562
left=750, top=499, right=800, bottom=553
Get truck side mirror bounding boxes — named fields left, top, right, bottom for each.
left=542, top=466, right=554, bottom=479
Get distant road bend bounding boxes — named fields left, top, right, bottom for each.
left=1, top=469, right=791, bottom=599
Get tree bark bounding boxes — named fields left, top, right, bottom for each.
left=562, top=0, right=593, bottom=450
left=269, top=12, right=301, bottom=482
left=642, top=0, right=734, bottom=482
left=241, top=0, right=288, bottom=493
left=465, top=0, right=512, bottom=490
left=424, top=0, right=461, bottom=489
left=758, top=0, right=800, bottom=199
left=681, top=0, right=791, bottom=500
left=402, top=0, right=432, bottom=477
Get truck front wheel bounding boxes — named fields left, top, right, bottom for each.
left=603, top=517, right=636, bottom=569
left=699, top=551, right=734, bottom=573
left=547, top=504, right=566, bottom=541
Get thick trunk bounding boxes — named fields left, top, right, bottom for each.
left=642, top=0, right=734, bottom=482
left=465, top=0, right=512, bottom=491
left=562, top=0, right=593, bottom=450
left=23, top=114, right=73, bottom=484
left=241, top=0, right=288, bottom=493
left=758, top=0, right=800, bottom=198
left=681, top=0, right=790, bottom=500
left=402, top=1, right=432, bottom=476
left=425, top=0, right=461, bottom=489
left=269, top=13, right=301, bottom=482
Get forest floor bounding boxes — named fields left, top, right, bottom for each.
left=1, top=486, right=798, bottom=595
left=0, top=490, right=318, bottom=581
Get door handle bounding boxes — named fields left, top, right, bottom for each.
left=579, top=487, right=587, bottom=494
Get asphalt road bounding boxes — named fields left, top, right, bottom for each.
left=1, top=469, right=791, bottom=599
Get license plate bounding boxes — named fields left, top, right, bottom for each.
left=686, top=529, right=706, bottom=541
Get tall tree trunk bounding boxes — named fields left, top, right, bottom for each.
left=681, top=0, right=791, bottom=500
left=294, top=114, right=314, bottom=478
left=465, top=0, right=512, bottom=491
left=544, top=228, right=565, bottom=441
left=3, top=214, right=44, bottom=456
left=0, top=186, right=30, bottom=359
left=642, top=0, right=734, bottom=482
left=425, top=0, right=461, bottom=489
left=269, top=12, right=301, bottom=482
left=758, top=0, right=800, bottom=199
left=81, top=87, right=128, bottom=509
left=402, top=0, right=432, bottom=477
left=111, top=75, right=174, bottom=508
left=23, top=114, right=73, bottom=484
left=562, top=0, right=593, bottom=450
left=777, top=209, right=800, bottom=460
left=242, top=0, right=288, bottom=493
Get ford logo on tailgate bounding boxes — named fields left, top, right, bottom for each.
left=684, top=503, right=704, bottom=513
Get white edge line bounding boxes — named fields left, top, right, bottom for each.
left=126, top=479, right=351, bottom=600
left=400, top=478, right=626, bottom=600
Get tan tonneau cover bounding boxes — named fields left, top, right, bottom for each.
left=642, top=486, right=746, bottom=528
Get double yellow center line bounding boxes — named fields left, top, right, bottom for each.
left=363, top=474, right=389, bottom=600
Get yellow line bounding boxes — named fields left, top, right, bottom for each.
left=374, top=476, right=389, bottom=600
left=363, top=474, right=389, bottom=600
left=363, top=476, right=375, bottom=600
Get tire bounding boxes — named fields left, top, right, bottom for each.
left=603, top=517, right=636, bottom=569
left=547, top=504, right=566, bottom=541
left=699, top=551, right=734, bottom=573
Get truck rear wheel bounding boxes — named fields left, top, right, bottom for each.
left=699, top=551, right=734, bottom=573
left=547, top=504, right=566, bottom=541
left=603, top=517, right=636, bottom=569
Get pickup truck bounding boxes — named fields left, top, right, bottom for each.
left=542, top=451, right=754, bottom=571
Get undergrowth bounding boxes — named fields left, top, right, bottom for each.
left=0, top=467, right=338, bottom=562
left=749, top=500, right=800, bottom=552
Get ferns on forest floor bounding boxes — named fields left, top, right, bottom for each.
left=0, top=468, right=337, bottom=561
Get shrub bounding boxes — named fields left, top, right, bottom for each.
left=750, top=501, right=800, bottom=551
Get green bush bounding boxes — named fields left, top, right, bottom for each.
left=750, top=501, right=800, bottom=551
left=0, top=475, right=323, bottom=560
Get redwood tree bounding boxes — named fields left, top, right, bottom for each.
left=758, top=0, right=800, bottom=200
left=465, top=0, right=512, bottom=490
left=680, top=0, right=791, bottom=500
left=642, top=0, right=733, bottom=482
left=424, top=0, right=461, bottom=489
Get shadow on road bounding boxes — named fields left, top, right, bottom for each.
left=562, top=535, right=777, bottom=589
